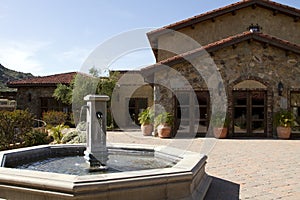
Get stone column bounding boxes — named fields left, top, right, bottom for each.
left=83, top=95, right=110, bottom=170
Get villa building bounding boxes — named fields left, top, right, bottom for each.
left=142, top=0, right=300, bottom=138
left=7, top=72, right=76, bottom=118
left=7, top=71, right=153, bottom=128
left=6, top=0, right=300, bottom=138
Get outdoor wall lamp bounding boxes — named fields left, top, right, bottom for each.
left=248, top=23, right=262, bottom=33
left=278, top=81, right=284, bottom=96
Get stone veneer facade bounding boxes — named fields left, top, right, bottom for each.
left=152, top=39, right=300, bottom=137
left=145, top=0, right=300, bottom=137
left=15, top=86, right=70, bottom=119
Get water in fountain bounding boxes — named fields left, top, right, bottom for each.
left=15, top=149, right=176, bottom=175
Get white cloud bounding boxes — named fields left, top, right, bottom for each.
left=60, top=47, right=91, bottom=65
left=0, top=39, right=51, bottom=75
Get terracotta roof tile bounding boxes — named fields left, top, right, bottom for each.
left=8, top=72, right=77, bottom=87
left=142, top=32, right=300, bottom=73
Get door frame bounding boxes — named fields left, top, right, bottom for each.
left=174, top=90, right=210, bottom=136
left=232, top=90, right=267, bottom=137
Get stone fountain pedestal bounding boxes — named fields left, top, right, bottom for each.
left=83, top=95, right=110, bottom=170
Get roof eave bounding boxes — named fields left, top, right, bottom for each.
left=148, top=0, right=300, bottom=42
left=7, top=83, right=61, bottom=88
left=142, top=32, right=300, bottom=75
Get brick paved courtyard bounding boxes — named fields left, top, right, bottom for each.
left=107, top=131, right=300, bottom=199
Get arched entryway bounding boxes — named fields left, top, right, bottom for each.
left=232, top=80, right=268, bottom=137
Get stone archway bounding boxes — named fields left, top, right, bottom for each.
left=229, top=79, right=272, bottom=137
left=233, top=80, right=267, bottom=90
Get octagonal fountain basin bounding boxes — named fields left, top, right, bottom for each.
left=0, top=144, right=211, bottom=200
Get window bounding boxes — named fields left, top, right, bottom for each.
left=290, top=92, right=300, bottom=134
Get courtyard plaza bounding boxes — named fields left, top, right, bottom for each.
left=107, top=130, right=300, bottom=200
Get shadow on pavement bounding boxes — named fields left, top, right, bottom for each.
left=204, top=176, right=240, bottom=200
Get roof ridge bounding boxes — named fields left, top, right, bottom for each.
left=148, top=0, right=300, bottom=37
left=7, top=71, right=78, bottom=87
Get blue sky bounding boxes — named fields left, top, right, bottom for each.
left=0, top=0, right=299, bottom=76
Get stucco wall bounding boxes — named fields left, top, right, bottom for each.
left=112, top=72, right=153, bottom=128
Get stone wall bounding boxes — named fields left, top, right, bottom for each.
left=156, top=6, right=300, bottom=61
left=154, top=40, right=300, bottom=136
left=16, top=86, right=56, bottom=118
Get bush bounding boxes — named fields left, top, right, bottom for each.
left=23, top=128, right=52, bottom=146
left=274, top=109, right=295, bottom=127
left=43, top=111, right=68, bottom=128
left=49, top=124, right=69, bottom=144
left=0, top=110, right=34, bottom=149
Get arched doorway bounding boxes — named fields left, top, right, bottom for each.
left=232, top=80, right=268, bottom=137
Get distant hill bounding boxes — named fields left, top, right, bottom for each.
left=0, top=63, right=34, bottom=91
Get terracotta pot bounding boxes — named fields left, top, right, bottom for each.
left=141, top=124, right=153, bottom=136
left=157, top=124, right=172, bottom=138
left=277, top=126, right=291, bottom=139
left=213, top=127, right=228, bottom=139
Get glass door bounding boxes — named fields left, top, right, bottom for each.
left=175, top=91, right=209, bottom=136
left=195, top=91, right=210, bottom=136
left=233, top=91, right=266, bottom=137
left=291, top=92, right=300, bottom=138
left=251, top=91, right=266, bottom=136
left=233, top=92, right=248, bottom=136
left=176, top=92, right=190, bottom=133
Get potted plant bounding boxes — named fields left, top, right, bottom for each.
left=211, top=112, right=229, bottom=139
left=138, top=107, right=154, bottom=136
left=154, top=112, right=174, bottom=138
left=274, top=109, right=295, bottom=139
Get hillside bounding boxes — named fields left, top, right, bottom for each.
left=0, top=63, right=34, bottom=91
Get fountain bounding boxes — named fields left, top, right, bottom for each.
left=0, top=95, right=212, bottom=200
left=83, top=95, right=109, bottom=171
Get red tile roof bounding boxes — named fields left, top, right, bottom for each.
left=148, top=0, right=300, bottom=40
left=142, top=31, right=300, bottom=73
left=7, top=72, right=77, bottom=87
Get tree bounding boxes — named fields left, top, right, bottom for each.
left=96, top=71, right=119, bottom=97
left=52, top=70, right=120, bottom=128
left=53, top=83, right=73, bottom=104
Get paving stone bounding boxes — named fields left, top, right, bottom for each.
left=107, top=131, right=300, bottom=199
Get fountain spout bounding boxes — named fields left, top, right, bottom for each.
left=83, top=95, right=110, bottom=171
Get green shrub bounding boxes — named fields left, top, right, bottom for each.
left=0, top=110, right=34, bottom=149
left=43, top=111, right=68, bottom=128
left=23, top=128, right=52, bottom=146
left=154, top=112, right=174, bottom=127
left=274, top=109, right=295, bottom=127
left=138, top=107, right=154, bottom=125
left=49, top=124, right=69, bottom=144
left=65, top=113, right=76, bottom=128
